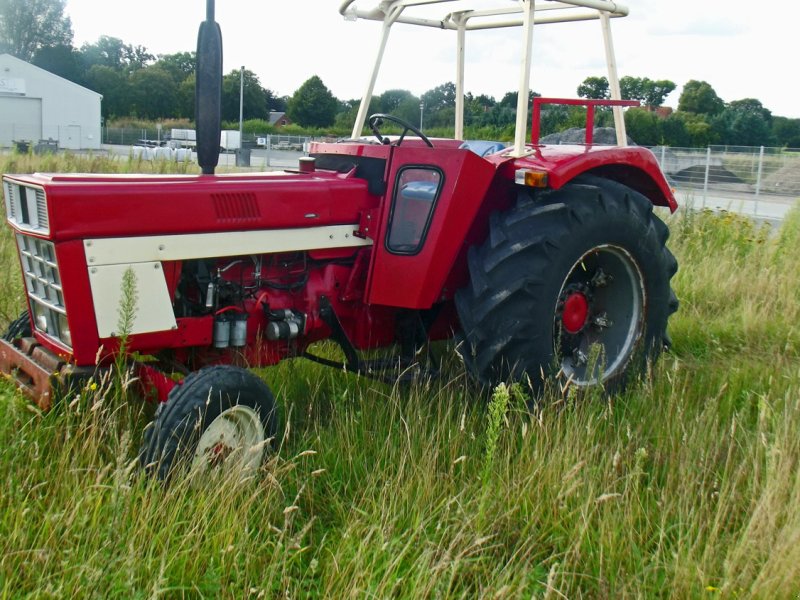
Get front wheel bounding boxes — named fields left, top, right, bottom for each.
left=140, top=365, right=278, bottom=480
left=455, top=175, right=678, bottom=395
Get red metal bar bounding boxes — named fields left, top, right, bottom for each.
left=530, top=97, right=639, bottom=145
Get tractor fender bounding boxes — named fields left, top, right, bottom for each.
left=498, top=145, right=678, bottom=212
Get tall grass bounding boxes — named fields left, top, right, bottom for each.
left=1, top=156, right=799, bottom=596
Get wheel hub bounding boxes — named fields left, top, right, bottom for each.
left=192, top=405, right=266, bottom=476
left=553, top=245, right=645, bottom=387
left=561, top=292, right=589, bottom=334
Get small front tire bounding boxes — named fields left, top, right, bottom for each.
left=140, top=365, right=278, bottom=480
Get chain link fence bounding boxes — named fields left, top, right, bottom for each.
left=650, top=145, right=799, bottom=220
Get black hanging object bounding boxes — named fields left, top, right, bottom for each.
left=195, top=0, right=222, bottom=175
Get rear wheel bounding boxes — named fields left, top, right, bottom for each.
left=455, top=175, right=678, bottom=395
left=140, top=365, right=278, bottom=480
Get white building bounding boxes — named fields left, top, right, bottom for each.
left=0, top=54, right=102, bottom=150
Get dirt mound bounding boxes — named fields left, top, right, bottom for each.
left=540, top=127, right=635, bottom=146
left=672, top=165, right=746, bottom=187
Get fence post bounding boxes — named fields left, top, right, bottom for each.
left=660, top=145, right=666, bottom=169
left=702, top=146, right=711, bottom=209
left=754, top=145, right=764, bottom=217
left=267, top=134, right=271, bottom=167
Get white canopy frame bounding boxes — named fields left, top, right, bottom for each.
left=340, top=0, right=630, bottom=156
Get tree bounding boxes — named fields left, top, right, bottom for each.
left=577, top=76, right=610, bottom=100
left=772, top=116, right=800, bottom=148
left=624, top=108, right=659, bottom=145
left=678, top=80, right=724, bottom=115
left=222, top=69, right=269, bottom=122
left=176, top=73, right=195, bottom=119
left=0, top=0, right=72, bottom=61
left=287, top=75, right=338, bottom=128
left=712, top=98, right=774, bottom=146
left=642, top=79, right=676, bottom=108
left=80, top=36, right=153, bottom=73
left=154, top=52, right=197, bottom=83
left=379, top=89, right=416, bottom=114
left=84, top=65, right=130, bottom=118
left=421, top=82, right=457, bottom=112
left=32, top=44, right=83, bottom=84
left=619, top=76, right=676, bottom=107
left=129, top=66, right=177, bottom=119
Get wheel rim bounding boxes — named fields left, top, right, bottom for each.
left=191, top=404, right=266, bottom=475
left=554, top=244, right=645, bottom=387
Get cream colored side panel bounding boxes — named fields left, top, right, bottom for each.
left=84, top=225, right=371, bottom=267
left=88, top=262, right=177, bottom=338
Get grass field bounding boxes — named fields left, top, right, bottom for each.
left=1, top=152, right=799, bottom=598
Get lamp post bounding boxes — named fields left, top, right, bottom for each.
left=419, top=101, right=424, bottom=130
left=239, top=65, right=245, bottom=143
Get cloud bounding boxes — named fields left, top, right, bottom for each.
left=648, top=18, right=745, bottom=37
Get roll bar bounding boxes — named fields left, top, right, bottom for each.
left=340, top=0, right=630, bottom=155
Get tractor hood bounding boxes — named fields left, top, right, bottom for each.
left=3, top=169, right=378, bottom=242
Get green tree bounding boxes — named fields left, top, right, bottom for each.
left=421, top=82, right=457, bottom=112
left=32, top=44, right=83, bottom=84
left=712, top=99, right=774, bottom=146
left=772, top=116, right=800, bottom=148
left=80, top=36, right=153, bottom=73
left=287, top=75, right=338, bottom=128
left=678, top=80, right=724, bottom=115
left=577, top=76, right=610, bottom=100
left=0, top=0, right=72, bottom=61
left=84, top=64, right=130, bottom=118
left=176, top=73, right=195, bottom=119
left=129, top=66, right=177, bottom=119
left=624, top=107, right=659, bottom=145
left=676, top=112, right=715, bottom=147
left=222, top=69, right=269, bottom=122
left=379, top=89, right=416, bottom=114
left=642, top=79, right=676, bottom=108
left=620, top=76, right=676, bottom=107
left=153, top=51, right=195, bottom=84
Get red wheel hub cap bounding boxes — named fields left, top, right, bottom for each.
left=562, top=292, right=589, bottom=334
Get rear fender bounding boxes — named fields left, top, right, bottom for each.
left=507, top=145, right=677, bottom=212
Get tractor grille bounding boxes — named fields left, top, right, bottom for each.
left=3, top=180, right=49, bottom=234
left=16, top=234, right=71, bottom=348
left=3, top=181, right=50, bottom=234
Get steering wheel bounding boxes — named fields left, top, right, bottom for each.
left=367, top=113, right=434, bottom=148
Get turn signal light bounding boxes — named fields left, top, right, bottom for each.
left=515, top=169, right=549, bottom=188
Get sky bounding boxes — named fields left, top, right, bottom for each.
left=64, top=0, right=800, bottom=118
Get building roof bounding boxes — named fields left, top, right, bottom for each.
left=268, top=111, right=287, bottom=126
left=0, top=53, right=103, bottom=99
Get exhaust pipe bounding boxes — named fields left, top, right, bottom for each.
left=196, top=0, right=222, bottom=175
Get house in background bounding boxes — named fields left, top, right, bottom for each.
left=268, top=111, right=291, bottom=128
left=0, top=53, right=102, bottom=150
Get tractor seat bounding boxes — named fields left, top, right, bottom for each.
left=459, top=140, right=507, bottom=157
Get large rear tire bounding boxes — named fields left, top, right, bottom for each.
left=140, top=365, right=278, bottom=480
left=455, top=175, right=678, bottom=395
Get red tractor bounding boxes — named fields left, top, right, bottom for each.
left=1, top=0, right=677, bottom=477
